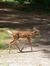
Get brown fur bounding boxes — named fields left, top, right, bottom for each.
left=9, top=28, right=40, bottom=53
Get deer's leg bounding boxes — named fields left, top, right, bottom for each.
left=9, top=40, right=14, bottom=53
left=14, top=42, right=20, bottom=52
left=27, top=38, right=33, bottom=51
left=9, top=40, right=21, bottom=53
left=20, top=40, right=27, bottom=52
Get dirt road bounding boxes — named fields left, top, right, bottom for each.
left=0, top=41, right=50, bottom=66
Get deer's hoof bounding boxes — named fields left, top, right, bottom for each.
left=20, top=50, right=22, bottom=52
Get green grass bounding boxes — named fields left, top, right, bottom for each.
left=24, top=1, right=30, bottom=4
left=0, top=28, right=18, bottom=50
left=0, top=28, right=12, bottom=49
left=0, top=43, right=7, bottom=49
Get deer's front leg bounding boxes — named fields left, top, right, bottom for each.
left=27, top=38, right=33, bottom=52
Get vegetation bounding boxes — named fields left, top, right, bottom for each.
left=0, top=0, right=50, bottom=13
left=0, top=28, right=12, bottom=49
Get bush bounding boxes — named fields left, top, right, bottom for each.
left=18, top=0, right=24, bottom=4
left=31, top=0, right=50, bottom=11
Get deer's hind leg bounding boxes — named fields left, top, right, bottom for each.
left=20, top=40, right=27, bottom=52
left=9, top=40, right=14, bottom=53
left=9, top=39, right=21, bottom=53
left=14, top=41, right=21, bottom=52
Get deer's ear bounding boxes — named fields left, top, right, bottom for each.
left=34, top=31, right=36, bottom=33
left=33, top=27, right=37, bottom=30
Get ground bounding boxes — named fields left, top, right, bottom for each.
left=0, top=8, right=50, bottom=66
left=0, top=45, right=50, bottom=66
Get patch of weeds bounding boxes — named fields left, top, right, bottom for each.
left=0, top=43, right=8, bottom=49
left=0, top=29, right=11, bottom=39
left=24, top=1, right=30, bottom=4
left=13, top=1, right=20, bottom=4
left=0, top=29, right=11, bottom=49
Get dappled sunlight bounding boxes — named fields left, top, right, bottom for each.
left=32, top=17, right=41, bottom=20
left=12, top=21, right=20, bottom=24
left=0, top=8, right=50, bottom=58
left=0, top=8, right=50, bottom=32
left=0, top=8, right=50, bottom=26
left=0, top=8, right=15, bottom=11
left=0, top=20, right=20, bottom=24
left=0, top=1, right=50, bottom=65
left=0, top=16, right=15, bottom=19
left=0, top=21, right=11, bottom=22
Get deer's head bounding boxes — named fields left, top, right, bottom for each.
left=33, top=27, right=41, bottom=35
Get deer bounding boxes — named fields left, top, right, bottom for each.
left=7, top=27, right=41, bottom=53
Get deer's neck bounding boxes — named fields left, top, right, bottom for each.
left=31, top=31, right=36, bottom=37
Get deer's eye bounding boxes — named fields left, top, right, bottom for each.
left=35, top=31, right=36, bottom=33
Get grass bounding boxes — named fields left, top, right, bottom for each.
left=0, top=28, right=19, bottom=50
left=0, top=43, right=7, bottom=49
left=0, top=28, right=12, bottom=49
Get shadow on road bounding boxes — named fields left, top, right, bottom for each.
left=0, top=8, right=50, bottom=30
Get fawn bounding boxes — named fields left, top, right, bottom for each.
left=7, top=27, right=41, bottom=53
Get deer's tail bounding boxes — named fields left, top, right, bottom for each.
left=7, top=30, right=13, bottom=35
